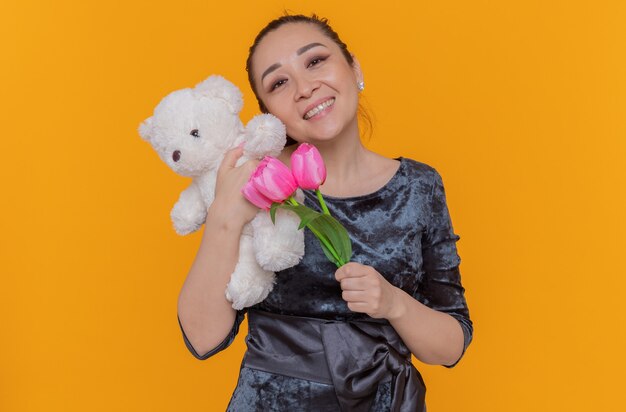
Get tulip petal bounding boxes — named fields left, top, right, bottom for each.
left=241, top=179, right=273, bottom=210
left=290, top=143, right=327, bottom=190
left=251, top=157, right=298, bottom=202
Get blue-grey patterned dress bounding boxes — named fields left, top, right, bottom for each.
left=178, top=157, right=473, bottom=411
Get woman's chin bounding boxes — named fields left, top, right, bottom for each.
left=288, top=119, right=357, bottom=145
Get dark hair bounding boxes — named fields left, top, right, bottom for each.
left=246, top=13, right=372, bottom=146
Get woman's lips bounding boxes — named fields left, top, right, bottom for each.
left=303, top=98, right=335, bottom=120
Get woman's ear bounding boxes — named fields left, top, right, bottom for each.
left=351, top=55, right=364, bottom=85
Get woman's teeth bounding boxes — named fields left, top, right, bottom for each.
left=304, top=98, right=335, bottom=120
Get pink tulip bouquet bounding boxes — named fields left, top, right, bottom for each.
left=241, top=143, right=352, bottom=268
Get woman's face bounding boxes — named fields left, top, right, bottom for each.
left=251, top=23, right=363, bottom=144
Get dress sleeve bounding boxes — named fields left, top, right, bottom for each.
left=177, top=309, right=247, bottom=360
left=413, top=169, right=473, bottom=368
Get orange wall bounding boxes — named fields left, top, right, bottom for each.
left=1, top=1, right=624, bottom=411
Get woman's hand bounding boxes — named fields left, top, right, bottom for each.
left=210, top=145, right=261, bottom=228
left=335, top=262, right=405, bottom=320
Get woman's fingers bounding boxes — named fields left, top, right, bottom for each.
left=218, top=145, right=261, bottom=181
left=335, top=262, right=368, bottom=282
left=219, top=145, right=245, bottom=174
left=341, top=290, right=368, bottom=302
left=338, top=277, right=367, bottom=291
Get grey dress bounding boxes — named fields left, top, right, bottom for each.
left=178, top=157, right=473, bottom=411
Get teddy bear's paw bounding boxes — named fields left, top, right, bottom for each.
left=250, top=209, right=305, bottom=271
left=171, top=211, right=204, bottom=236
left=225, top=263, right=276, bottom=310
left=255, top=231, right=305, bottom=271
left=257, top=248, right=305, bottom=272
left=172, top=217, right=202, bottom=235
left=170, top=186, right=207, bottom=235
left=244, top=114, right=287, bottom=158
left=171, top=206, right=206, bottom=235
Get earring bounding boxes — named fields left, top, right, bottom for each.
left=357, top=81, right=365, bottom=92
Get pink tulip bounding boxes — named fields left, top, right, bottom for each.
left=241, top=179, right=274, bottom=210
left=250, top=156, right=298, bottom=203
left=290, top=143, right=327, bottom=190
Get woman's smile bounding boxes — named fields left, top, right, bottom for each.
left=303, top=97, right=335, bottom=120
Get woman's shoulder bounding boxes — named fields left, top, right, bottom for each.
left=399, top=156, right=441, bottom=182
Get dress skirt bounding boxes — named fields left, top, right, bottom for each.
left=225, top=309, right=427, bottom=412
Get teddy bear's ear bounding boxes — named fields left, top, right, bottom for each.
left=138, top=117, right=153, bottom=141
left=194, top=75, right=244, bottom=114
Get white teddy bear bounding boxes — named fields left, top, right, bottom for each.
left=138, top=75, right=305, bottom=309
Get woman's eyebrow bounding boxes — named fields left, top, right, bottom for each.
left=261, top=63, right=281, bottom=82
left=296, top=42, right=327, bottom=55
left=261, top=43, right=328, bottom=83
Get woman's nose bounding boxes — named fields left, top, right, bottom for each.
left=294, top=77, right=319, bottom=101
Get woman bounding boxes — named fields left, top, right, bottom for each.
left=177, top=14, right=473, bottom=411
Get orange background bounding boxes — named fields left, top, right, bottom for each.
left=2, top=1, right=625, bottom=411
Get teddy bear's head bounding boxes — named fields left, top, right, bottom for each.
left=138, top=75, right=246, bottom=177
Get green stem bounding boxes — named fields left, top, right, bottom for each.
left=287, top=196, right=342, bottom=267
left=316, top=189, right=330, bottom=215
left=306, top=224, right=344, bottom=268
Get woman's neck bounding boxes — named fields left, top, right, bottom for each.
left=316, top=141, right=370, bottom=184
left=312, top=131, right=379, bottom=196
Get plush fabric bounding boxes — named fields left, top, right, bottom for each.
left=179, top=156, right=472, bottom=410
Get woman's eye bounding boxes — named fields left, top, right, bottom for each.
left=271, top=79, right=287, bottom=90
left=307, top=56, right=326, bottom=68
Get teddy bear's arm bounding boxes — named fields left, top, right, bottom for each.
left=243, top=114, right=287, bottom=159
left=171, top=183, right=207, bottom=235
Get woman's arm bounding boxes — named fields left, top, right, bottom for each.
left=176, top=204, right=245, bottom=357
left=176, top=146, right=260, bottom=357
left=335, top=264, right=468, bottom=367
left=336, top=168, right=472, bottom=367
left=387, top=282, right=466, bottom=366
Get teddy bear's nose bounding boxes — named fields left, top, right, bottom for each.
left=173, top=150, right=181, bottom=162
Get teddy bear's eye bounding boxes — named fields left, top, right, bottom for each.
left=190, top=129, right=200, bottom=138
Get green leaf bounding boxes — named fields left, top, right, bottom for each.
left=275, top=204, right=323, bottom=230
left=325, top=215, right=352, bottom=262
left=269, top=202, right=280, bottom=224
left=305, top=223, right=335, bottom=263
left=319, top=238, right=342, bottom=267
left=307, top=214, right=353, bottom=265
left=322, top=215, right=352, bottom=263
